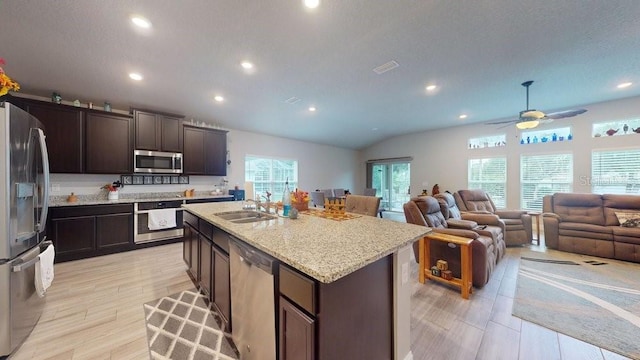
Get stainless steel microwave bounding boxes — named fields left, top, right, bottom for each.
left=133, top=150, right=183, bottom=174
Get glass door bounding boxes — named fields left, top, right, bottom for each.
left=370, top=161, right=410, bottom=212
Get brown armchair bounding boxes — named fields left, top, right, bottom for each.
left=436, top=192, right=506, bottom=260
left=403, top=196, right=497, bottom=287
left=454, top=189, right=532, bottom=246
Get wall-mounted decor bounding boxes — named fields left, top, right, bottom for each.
left=592, top=119, right=640, bottom=137
left=468, top=134, right=506, bottom=149
left=123, top=175, right=189, bottom=185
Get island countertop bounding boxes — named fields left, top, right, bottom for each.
left=182, top=202, right=431, bottom=283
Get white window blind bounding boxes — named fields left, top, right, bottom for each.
left=591, top=148, right=640, bottom=194
left=521, top=153, right=573, bottom=210
left=468, top=157, right=507, bottom=208
left=245, top=156, right=298, bottom=200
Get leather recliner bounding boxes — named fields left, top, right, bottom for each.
left=455, top=189, right=532, bottom=246
left=436, top=192, right=506, bottom=261
left=403, top=196, right=496, bottom=287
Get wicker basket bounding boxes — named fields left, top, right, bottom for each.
left=292, top=201, right=309, bottom=211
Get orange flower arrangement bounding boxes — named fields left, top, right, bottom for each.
left=0, top=58, right=20, bottom=96
left=290, top=188, right=309, bottom=211
left=290, top=188, right=309, bottom=204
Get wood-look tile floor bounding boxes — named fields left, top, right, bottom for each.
left=9, top=225, right=634, bottom=360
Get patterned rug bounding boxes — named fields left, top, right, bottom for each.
left=143, top=289, right=239, bottom=360
left=513, top=249, right=640, bottom=359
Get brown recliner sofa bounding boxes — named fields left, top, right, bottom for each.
left=436, top=192, right=507, bottom=261
left=455, top=189, right=532, bottom=246
left=542, top=193, right=640, bottom=262
left=403, top=196, right=496, bottom=287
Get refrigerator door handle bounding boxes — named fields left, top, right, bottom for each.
left=12, top=255, right=40, bottom=273
left=35, top=128, right=50, bottom=233
left=11, top=239, right=51, bottom=272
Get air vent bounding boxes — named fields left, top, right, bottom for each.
left=373, top=60, right=400, bottom=75
left=285, top=97, right=302, bottom=104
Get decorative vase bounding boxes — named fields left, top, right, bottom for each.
left=108, top=190, right=119, bottom=200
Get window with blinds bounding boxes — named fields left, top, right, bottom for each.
left=245, top=156, right=298, bottom=199
left=468, top=157, right=507, bottom=208
left=591, top=148, right=640, bottom=194
left=521, top=153, right=573, bottom=210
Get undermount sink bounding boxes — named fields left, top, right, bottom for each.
left=214, top=210, right=276, bottom=223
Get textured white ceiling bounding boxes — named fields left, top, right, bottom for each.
left=1, top=0, right=639, bottom=149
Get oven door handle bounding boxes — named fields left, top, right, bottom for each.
left=135, top=208, right=184, bottom=215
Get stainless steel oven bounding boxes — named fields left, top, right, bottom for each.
left=134, top=201, right=183, bottom=244
left=134, top=150, right=183, bottom=174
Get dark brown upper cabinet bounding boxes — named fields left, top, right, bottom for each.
left=133, top=109, right=183, bottom=153
left=8, top=97, right=84, bottom=173
left=85, top=112, right=134, bottom=174
left=183, top=125, right=227, bottom=176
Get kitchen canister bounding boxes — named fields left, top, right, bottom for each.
left=108, top=190, right=118, bottom=201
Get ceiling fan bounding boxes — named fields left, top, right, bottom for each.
left=488, top=80, right=587, bottom=129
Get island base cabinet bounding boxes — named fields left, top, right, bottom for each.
left=279, top=255, right=393, bottom=360
left=279, top=297, right=315, bottom=360
left=316, top=255, right=393, bottom=360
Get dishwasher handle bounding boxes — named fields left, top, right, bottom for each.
left=229, top=236, right=274, bottom=275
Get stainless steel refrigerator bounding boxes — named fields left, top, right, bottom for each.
left=0, top=101, right=51, bottom=357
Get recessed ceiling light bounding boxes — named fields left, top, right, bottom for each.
left=241, top=61, right=254, bottom=70
left=131, top=16, right=151, bottom=29
left=617, top=82, right=632, bottom=89
left=308, top=106, right=316, bottom=112
left=304, top=0, right=320, bottom=9
left=129, top=73, right=143, bottom=81
left=425, top=84, right=437, bottom=92
left=459, top=114, right=468, bottom=119
left=214, top=95, right=224, bottom=102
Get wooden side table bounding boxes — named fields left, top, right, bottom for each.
left=528, top=211, right=542, bottom=244
left=419, top=232, right=473, bottom=299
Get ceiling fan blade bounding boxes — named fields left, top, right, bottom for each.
left=486, top=119, right=518, bottom=125
left=544, top=109, right=587, bottom=119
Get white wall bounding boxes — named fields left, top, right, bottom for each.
left=360, top=95, right=640, bottom=209
left=51, top=129, right=360, bottom=197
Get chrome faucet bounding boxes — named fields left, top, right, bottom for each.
left=243, top=198, right=261, bottom=212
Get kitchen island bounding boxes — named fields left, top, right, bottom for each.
left=182, top=201, right=431, bottom=360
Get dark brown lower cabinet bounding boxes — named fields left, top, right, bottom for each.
left=96, top=213, right=132, bottom=249
left=183, top=213, right=232, bottom=331
left=48, top=204, right=133, bottom=262
left=183, top=223, right=192, bottom=269
left=50, top=216, right=95, bottom=258
left=279, top=297, right=315, bottom=360
left=213, top=246, right=231, bottom=330
left=188, top=224, right=199, bottom=282
left=199, top=236, right=213, bottom=299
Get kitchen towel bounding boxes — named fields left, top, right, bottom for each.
left=35, top=244, right=55, bottom=297
left=148, top=208, right=177, bottom=230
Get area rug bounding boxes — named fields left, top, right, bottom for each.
left=513, top=249, right=640, bottom=359
left=143, top=288, right=238, bottom=360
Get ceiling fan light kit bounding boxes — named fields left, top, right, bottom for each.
left=516, top=120, right=540, bottom=129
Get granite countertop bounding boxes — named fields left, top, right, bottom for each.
left=49, top=192, right=234, bottom=207
left=182, top=202, right=431, bottom=283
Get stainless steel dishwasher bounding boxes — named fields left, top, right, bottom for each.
left=229, top=237, right=276, bottom=360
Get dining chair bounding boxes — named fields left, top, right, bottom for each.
left=332, top=188, right=345, bottom=197
left=310, top=191, right=326, bottom=207
left=363, top=188, right=377, bottom=196
left=344, top=195, right=380, bottom=217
